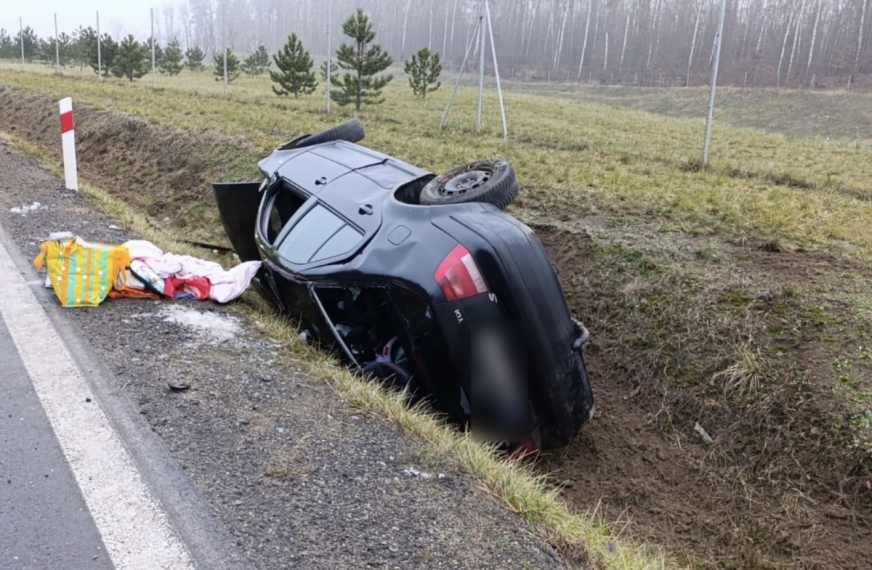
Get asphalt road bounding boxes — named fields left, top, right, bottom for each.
left=0, top=315, right=112, bottom=570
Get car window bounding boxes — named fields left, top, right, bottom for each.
left=277, top=204, right=362, bottom=265
left=266, top=184, right=307, bottom=244
left=312, top=224, right=362, bottom=262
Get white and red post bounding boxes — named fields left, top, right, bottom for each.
left=59, top=97, right=78, bottom=191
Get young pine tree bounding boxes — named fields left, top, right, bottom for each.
left=213, top=51, right=241, bottom=83
left=0, top=29, right=13, bottom=59
left=159, top=39, right=183, bottom=75
left=111, top=34, right=148, bottom=81
left=331, top=9, right=393, bottom=111
left=56, top=33, right=72, bottom=68
left=145, top=36, right=163, bottom=65
left=319, top=59, right=335, bottom=83
left=242, top=45, right=270, bottom=76
left=185, top=46, right=205, bottom=71
left=270, top=34, right=317, bottom=98
left=13, top=26, right=39, bottom=61
left=404, top=47, right=442, bottom=100
left=71, top=26, right=96, bottom=72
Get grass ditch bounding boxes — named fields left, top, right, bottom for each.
left=0, top=119, right=667, bottom=569
left=536, top=224, right=872, bottom=567
left=3, top=69, right=872, bottom=567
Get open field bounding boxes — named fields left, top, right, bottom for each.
left=2, top=65, right=872, bottom=568
left=511, top=82, right=872, bottom=148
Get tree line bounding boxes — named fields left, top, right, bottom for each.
left=169, top=0, right=872, bottom=88
left=0, top=10, right=442, bottom=109
left=5, top=0, right=870, bottom=89
left=0, top=25, right=205, bottom=79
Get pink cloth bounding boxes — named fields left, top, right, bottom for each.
left=122, top=240, right=261, bottom=303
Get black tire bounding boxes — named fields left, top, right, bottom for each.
left=419, top=159, right=519, bottom=210
left=279, top=119, right=366, bottom=150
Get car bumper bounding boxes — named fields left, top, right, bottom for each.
left=442, top=210, right=595, bottom=448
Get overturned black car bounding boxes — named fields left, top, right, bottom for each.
left=213, top=119, right=593, bottom=451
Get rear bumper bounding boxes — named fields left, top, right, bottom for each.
left=444, top=210, right=595, bottom=448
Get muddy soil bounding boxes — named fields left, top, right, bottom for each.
left=538, top=227, right=872, bottom=569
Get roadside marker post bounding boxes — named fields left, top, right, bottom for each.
left=59, top=98, right=78, bottom=191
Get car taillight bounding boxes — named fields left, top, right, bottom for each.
left=434, top=245, right=488, bottom=301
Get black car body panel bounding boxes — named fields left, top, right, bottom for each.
left=214, top=138, right=593, bottom=449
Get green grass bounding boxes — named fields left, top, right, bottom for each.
left=4, top=62, right=872, bottom=568
left=555, top=84, right=872, bottom=146
left=3, top=63, right=872, bottom=258
left=0, top=80, right=671, bottom=570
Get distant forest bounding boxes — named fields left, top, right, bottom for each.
left=4, top=0, right=872, bottom=89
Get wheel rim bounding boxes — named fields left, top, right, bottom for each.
left=441, top=169, right=491, bottom=197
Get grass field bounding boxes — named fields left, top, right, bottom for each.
left=2, top=61, right=872, bottom=568
left=4, top=62, right=872, bottom=256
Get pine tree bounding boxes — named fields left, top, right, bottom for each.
left=213, top=51, right=241, bottom=83
left=0, top=29, right=13, bottom=59
left=56, top=33, right=72, bottom=68
left=242, top=45, right=270, bottom=76
left=331, top=9, right=393, bottom=111
left=320, top=59, right=335, bottom=83
left=185, top=46, right=205, bottom=71
left=37, top=38, right=54, bottom=65
left=111, top=34, right=148, bottom=81
left=404, top=47, right=442, bottom=100
left=70, top=26, right=95, bottom=72
left=159, top=39, right=183, bottom=75
left=145, top=37, right=163, bottom=69
left=270, top=34, right=317, bottom=98
left=89, top=33, right=117, bottom=77
left=13, top=26, right=39, bottom=61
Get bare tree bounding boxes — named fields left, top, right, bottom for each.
left=577, top=0, right=592, bottom=79
left=687, top=0, right=705, bottom=86
left=857, top=0, right=870, bottom=79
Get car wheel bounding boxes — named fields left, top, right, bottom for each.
left=279, top=119, right=366, bottom=150
left=419, top=159, right=519, bottom=210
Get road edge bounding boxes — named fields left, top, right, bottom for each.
left=0, top=215, right=250, bottom=570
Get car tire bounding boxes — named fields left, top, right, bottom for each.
left=419, top=159, right=519, bottom=210
left=282, top=119, right=366, bottom=150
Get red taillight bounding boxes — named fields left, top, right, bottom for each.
left=434, top=245, right=488, bottom=301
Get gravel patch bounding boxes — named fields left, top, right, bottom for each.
left=0, top=139, right=567, bottom=569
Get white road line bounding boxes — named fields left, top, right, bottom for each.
left=0, top=238, right=195, bottom=570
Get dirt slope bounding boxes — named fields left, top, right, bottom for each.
left=538, top=226, right=872, bottom=569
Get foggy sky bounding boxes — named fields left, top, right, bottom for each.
left=1, top=0, right=160, bottom=39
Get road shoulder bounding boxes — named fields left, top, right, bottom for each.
left=0, top=138, right=566, bottom=569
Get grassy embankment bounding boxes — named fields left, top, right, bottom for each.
left=2, top=63, right=872, bottom=568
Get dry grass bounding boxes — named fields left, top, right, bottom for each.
left=5, top=63, right=872, bottom=567
left=2, top=64, right=872, bottom=259
left=712, top=342, right=766, bottom=397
